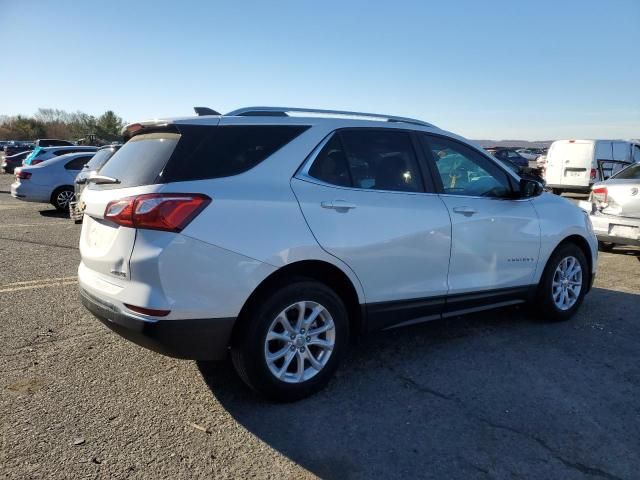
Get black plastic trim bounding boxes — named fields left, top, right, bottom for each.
left=81, top=289, right=235, bottom=361
left=365, top=285, right=534, bottom=331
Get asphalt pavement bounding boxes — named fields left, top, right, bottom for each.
left=1, top=172, right=639, bottom=479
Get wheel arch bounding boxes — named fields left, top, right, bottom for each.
left=231, top=260, right=364, bottom=345
left=50, top=184, right=74, bottom=203
left=551, top=234, right=595, bottom=292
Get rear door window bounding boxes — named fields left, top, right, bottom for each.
left=340, top=129, right=424, bottom=192
left=64, top=156, right=92, bottom=170
left=308, top=134, right=352, bottom=187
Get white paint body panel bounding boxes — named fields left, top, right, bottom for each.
left=291, top=178, right=451, bottom=303
left=77, top=113, right=597, bottom=327
left=439, top=195, right=540, bottom=294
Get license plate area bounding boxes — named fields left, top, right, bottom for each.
left=609, top=224, right=639, bottom=239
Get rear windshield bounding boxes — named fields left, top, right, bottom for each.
left=95, top=133, right=180, bottom=189
left=91, top=125, right=308, bottom=189
left=85, top=148, right=118, bottom=171
left=612, top=163, right=640, bottom=180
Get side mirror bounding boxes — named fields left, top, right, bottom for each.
left=519, top=178, right=544, bottom=198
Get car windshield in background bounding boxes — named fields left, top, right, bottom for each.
left=612, top=163, right=640, bottom=180
left=85, top=148, right=117, bottom=171
left=92, top=132, right=180, bottom=189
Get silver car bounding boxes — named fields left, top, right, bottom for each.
left=584, top=163, right=640, bottom=250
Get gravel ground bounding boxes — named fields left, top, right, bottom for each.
left=1, top=172, right=639, bottom=479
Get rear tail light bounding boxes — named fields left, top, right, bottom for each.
left=104, top=193, right=211, bottom=232
left=16, top=170, right=31, bottom=180
left=590, top=168, right=597, bottom=180
left=31, top=159, right=43, bottom=165
left=592, top=186, right=608, bottom=204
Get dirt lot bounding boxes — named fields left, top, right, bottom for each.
left=1, top=172, right=639, bottom=479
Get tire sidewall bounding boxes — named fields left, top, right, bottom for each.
left=237, top=280, right=349, bottom=401
left=538, top=243, right=589, bottom=321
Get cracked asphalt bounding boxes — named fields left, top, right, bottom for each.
left=1, top=171, right=639, bottom=479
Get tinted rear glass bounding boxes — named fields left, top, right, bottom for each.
left=92, top=125, right=308, bottom=189
left=161, top=125, right=309, bottom=182
left=94, top=133, right=180, bottom=189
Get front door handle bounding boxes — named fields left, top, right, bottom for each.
left=452, top=206, right=477, bottom=216
left=321, top=200, right=357, bottom=210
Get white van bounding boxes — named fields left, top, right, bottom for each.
left=544, top=140, right=640, bottom=194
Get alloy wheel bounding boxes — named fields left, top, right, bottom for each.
left=264, top=301, right=336, bottom=383
left=56, top=190, right=75, bottom=209
left=551, top=256, right=582, bottom=311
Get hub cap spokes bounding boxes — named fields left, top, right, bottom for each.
left=551, top=256, right=582, bottom=311
left=264, top=301, right=335, bottom=383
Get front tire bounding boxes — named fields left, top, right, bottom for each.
left=536, top=243, right=588, bottom=321
left=231, top=280, right=349, bottom=401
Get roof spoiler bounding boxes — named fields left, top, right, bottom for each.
left=194, top=107, right=221, bottom=116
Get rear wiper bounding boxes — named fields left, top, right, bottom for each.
left=86, top=175, right=120, bottom=185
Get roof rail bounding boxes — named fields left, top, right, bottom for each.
left=225, top=106, right=435, bottom=127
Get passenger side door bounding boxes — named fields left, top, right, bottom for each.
left=292, top=129, right=452, bottom=329
left=419, top=134, right=540, bottom=300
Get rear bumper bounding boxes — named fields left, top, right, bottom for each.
left=11, top=181, right=51, bottom=202
left=589, top=212, right=640, bottom=246
left=546, top=183, right=592, bottom=194
left=80, top=288, right=235, bottom=361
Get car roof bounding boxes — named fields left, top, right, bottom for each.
left=123, top=106, right=444, bottom=137
left=40, top=145, right=97, bottom=151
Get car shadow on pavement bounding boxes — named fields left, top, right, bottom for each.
left=39, top=209, right=69, bottom=219
left=198, top=288, right=640, bottom=479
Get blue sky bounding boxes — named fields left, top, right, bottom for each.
left=1, top=0, right=638, bottom=140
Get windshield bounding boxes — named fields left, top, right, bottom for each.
left=612, top=163, right=640, bottom=180
left=85, top=148, right=117, bottom=171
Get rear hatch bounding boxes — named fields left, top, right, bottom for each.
left=79, top=131, right=182, bottom=281
left=545, top=141, right=594, bottom=186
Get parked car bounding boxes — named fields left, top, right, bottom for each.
left=69, top=144, right=122, bottom=222
left=516, top=148, right=543, bottom=161
left=1, top=150, right=31, bottom=174
left=580, top=162, right=640, bottom=250
left=485, top=147, right=529, bottom=168
left=544, top=139, right=640, bottom=195
left=78, top=106, right=597, bottom=401
left=4, top=142, right=34, bottom=157
left=34, top=138, right=75, bottom=147
left=12, top=152, right=95, bottom=210
left=23, top=145, right=97, bottom=166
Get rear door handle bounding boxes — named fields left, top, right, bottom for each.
left=321, top=200, right=357, bottom=210
left=452, top=206, right=477, bottom=216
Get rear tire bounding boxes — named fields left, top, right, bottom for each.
left=535, top=243, right=588, bottom=322
left=51, top=187, right=75, bottom=211
left=231, top=279, right=349, bottom=402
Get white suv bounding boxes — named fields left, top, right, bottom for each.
left=78, top=107, right=597, bottom=400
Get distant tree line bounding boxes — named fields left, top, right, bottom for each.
left=0, top=108, right=125, bottom=143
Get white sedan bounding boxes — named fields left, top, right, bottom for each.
left=12, top=152, right=95, bottom=211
